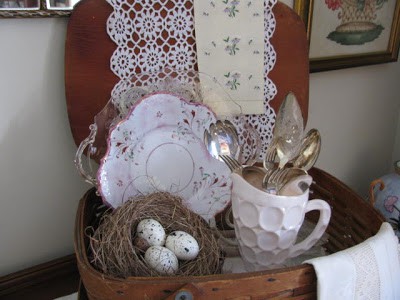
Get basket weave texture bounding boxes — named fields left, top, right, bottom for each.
left=74, top=167, right=385, bottom=299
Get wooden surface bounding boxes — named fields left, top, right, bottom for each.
left=0, top=254, right=79, bottom=300
left=65, top=0, right=309, bottom=148
left=65, top=0, right=118, bottom=149
left=268, top=3, right=309, bottom=124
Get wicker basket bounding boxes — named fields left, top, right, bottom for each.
left=68, top=1, right=384, bottom=298
left=74, top=167, right=384, bottom=299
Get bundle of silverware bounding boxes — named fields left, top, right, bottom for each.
left=206, top=92, right=321, bottom=196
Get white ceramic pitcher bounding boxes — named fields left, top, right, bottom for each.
left=231, top=173, right=331, bottom=271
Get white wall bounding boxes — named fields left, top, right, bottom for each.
left=0, top=10, right=400, bottom=275
left=308, top=63, right=400, bottom=196
left=0, top=18, right=89, bottom=276
left=392, top=109, right=400, bottom=166
left=278, top=0, right=400, bottom=195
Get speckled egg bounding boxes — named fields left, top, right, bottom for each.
left=165, top=231, right=199, bottom=260
left=136, top=219, right=166, bottom=247
left=144, top=246, right=179, bottom=275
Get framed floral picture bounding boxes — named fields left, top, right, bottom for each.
left=294, top=0, right=400, bottom=72
left=0, top=0, right=80, bottom=18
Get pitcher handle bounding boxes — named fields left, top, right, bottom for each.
left=288, top=199, right=331, bottom=258
left=369, top=179, right=385, bottom=206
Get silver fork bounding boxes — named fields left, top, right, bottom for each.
left=261, top=140, right=278, bottom=190
left=263, top=139, right=277, bottom=171
left=219, top=154, right=242, bottom=172
left=264, top=168, right=291, bottom=193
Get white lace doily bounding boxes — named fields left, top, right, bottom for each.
left=106, top=0, right=277, bottom=160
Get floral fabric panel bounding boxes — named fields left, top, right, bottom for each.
left=193, top=0, right=265, bottom=115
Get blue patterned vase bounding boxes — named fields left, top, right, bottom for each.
left=370, top=161, right=400, bottom=240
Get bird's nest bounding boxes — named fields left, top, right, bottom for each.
left=87, top=192, right=223, bottom=278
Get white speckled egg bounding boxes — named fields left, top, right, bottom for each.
left=136, top=219, right=166, bottom=246
left=144, top=246, right=179, bottom=275
left=165, top=231, right=199, bottom=261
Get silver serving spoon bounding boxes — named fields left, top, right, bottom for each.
left=204, top=120, right=241, bottom=161
left=264, top=129, right=321, bottom=194
left=273, top=92, right=304, bottom=170
left=292, top=129, right=321, bottom=171
left=261, top=92, right=304, bottom=190
left=277, top=129, right=321, bottom=195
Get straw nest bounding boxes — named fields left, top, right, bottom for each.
left=88, top=192, right=223, bottom=278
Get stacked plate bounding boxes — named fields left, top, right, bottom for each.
left=97, top=93, right=232, bottom=224
left=75, top=70, right=262, bottom=225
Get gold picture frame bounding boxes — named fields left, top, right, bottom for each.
left=294, top=0, right=400, bottom=72
left=0, top=0, right=75, bottom=18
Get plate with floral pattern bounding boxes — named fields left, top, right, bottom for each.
left=97, top=93, right=232, bottom=223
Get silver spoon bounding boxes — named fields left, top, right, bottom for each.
left=204, top=120, right=240, bottom=161
left=292, top=129, right=321, bottom=171
left=277, top=129, right=321, bottom=195
left=261, top=92, right=304, bottom=190
left=273, top=92, right=304, bottom=170
left=263, top=129, right=321, bottom=194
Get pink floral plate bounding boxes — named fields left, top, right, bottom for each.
left=97, top=93, right=232, bottom=223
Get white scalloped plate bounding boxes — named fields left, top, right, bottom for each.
left=97, top=93, right=232, bottom=223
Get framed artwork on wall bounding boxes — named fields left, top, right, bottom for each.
left=294, top=0, right=400, bottom=72
left=0, top=0, right=80, bottom=17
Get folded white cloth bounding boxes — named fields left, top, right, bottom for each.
left=305, top=222, right=400, bottom=300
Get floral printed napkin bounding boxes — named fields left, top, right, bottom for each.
left=193, top=0, right=265, bottom=115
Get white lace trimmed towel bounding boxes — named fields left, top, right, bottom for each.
left=305, top=222, right=400, bottom=300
